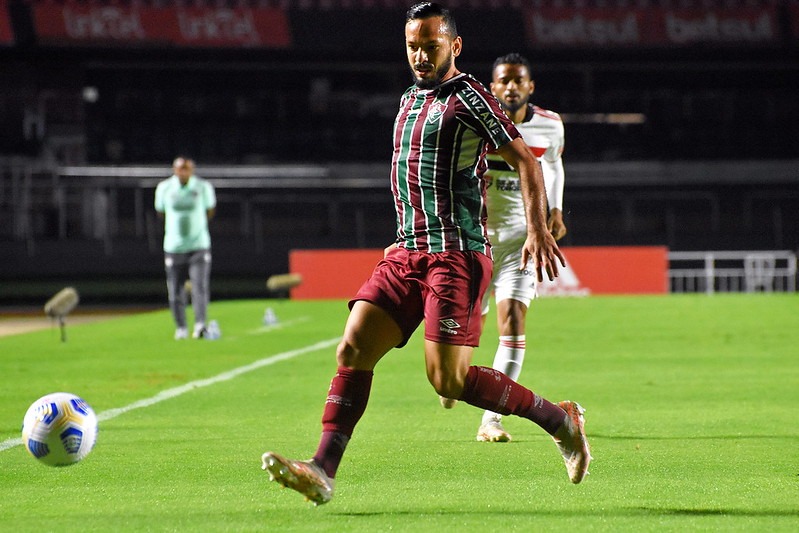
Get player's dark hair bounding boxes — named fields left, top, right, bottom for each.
left=406, top=2, right=458, bottom=39
left=492, top=53, right=532, bottom=76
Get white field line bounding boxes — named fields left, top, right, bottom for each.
left=246, top=316, right=311, bottom=336
left=219, top=316, right=311, bottom=341
left=0, top=336, right=340, bottom=453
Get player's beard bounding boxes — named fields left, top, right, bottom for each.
left=500, top=94, right=529, bottom=115
left=412, top=53, right=453, bottom=89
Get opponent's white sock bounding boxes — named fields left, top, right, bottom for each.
left=482, top=335, right=526, bottom=425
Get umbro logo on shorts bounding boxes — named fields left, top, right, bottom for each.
left=439, top=318, right=461, bottom=335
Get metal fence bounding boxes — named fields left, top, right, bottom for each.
left=669, top=251, right=797, bottom=294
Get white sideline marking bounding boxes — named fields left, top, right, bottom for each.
left=246, top=316, right=311, bottom=335
left=0, top=336, right=340, bottom=453
left=220, top=316, right=311, bottom=341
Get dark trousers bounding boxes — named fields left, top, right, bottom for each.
left=165, top=249, right=211, bottom=329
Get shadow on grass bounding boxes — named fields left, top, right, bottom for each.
left=590, top=434, right=796, bottom=441
left=334, top=507, right=799, bottom=518
left=635, top=507, right=799, bottom=517
left=451, top=434, right=798, bottom=444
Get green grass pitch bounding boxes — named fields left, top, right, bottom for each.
left=1, top=295, right=797, bottom=531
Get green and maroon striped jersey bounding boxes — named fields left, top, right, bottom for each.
left=391, top=73, right=521, bottom=256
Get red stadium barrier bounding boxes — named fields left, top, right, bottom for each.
left=289, top=246, right=668, bottom=300
left=31, top=3, right=291, bottom=47
left=289, top=249, right=384, bottom=300
left=0, top=0, right=13, bottom=45
left=536, top=246, right=668, bottom=296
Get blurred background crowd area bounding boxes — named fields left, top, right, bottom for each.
left=2, top=0, right=797, bottom=163
left=0, top=0, right=796, bottom=303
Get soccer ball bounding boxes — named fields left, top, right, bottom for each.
left=21, top=392, right=98, bottom=467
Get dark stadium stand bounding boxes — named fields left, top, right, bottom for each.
left=3, top=0, right=797, bottom=162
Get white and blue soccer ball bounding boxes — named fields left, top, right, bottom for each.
left=21, top=392, right=98, bottom=467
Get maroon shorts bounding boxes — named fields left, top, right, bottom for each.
left=349, top=247, right=493, bottom=348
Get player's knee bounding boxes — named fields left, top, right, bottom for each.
left=336, top=340, right=354, bottom=367
left=499, top=301, right=527, bottom=335
left=430, top=380, right=463, bottom=400
left=335, top=339, right=373, bottom=369
left=499, top=316, right=523, bottom=335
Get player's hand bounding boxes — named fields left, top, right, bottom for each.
left=521, top=228, right=566, bottom=282
left=383, top=242, right=399, bottom=258
left=547, top=208, right=567, bottom=241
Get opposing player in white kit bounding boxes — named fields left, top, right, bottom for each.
left=475, top=53, right=569, bottom=442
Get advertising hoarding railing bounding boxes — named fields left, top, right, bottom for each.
left=669, top=251, right=797, bottom=294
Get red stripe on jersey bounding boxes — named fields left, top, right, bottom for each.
left=533, top=105, right=561, bottom=122
left=529, top=146, right=546, bottom=158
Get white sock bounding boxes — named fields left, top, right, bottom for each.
left=482, top=335, right=526, bottom=425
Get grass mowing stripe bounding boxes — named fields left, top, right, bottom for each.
left=0, top=336, right=340, bottom=453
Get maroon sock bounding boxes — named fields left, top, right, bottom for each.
left=312, top=367, right=373, bottom=478
left=460, top=366, right=566, bottom=436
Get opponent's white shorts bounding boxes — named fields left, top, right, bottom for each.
left=481, top=248, right=538, bottom=315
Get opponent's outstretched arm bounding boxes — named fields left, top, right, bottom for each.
left=495, top=137, right=565, bottom=281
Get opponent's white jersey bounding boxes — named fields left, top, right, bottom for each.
left=485, top=104, right=565, bottom=262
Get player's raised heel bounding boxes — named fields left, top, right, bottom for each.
left=261, top=452, right=335, bottom=506
left=552, top=401, right=592, bottom=484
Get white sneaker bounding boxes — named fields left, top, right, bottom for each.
left=192, top=323, right=206, bottom=339
left=476, top=417, right=512, bottom=442
left=174, top=327, right=188, bottom=340
left=261, top=452, right=335, bottom=506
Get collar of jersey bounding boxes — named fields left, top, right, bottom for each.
left=171, top=174, right=196, bottom=187
left=521, top=104, right=536, bottom=124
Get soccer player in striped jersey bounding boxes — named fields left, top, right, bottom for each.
left=262, top=3, right=590, bottom=505
left=472, top=53, right=570, bottom=443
